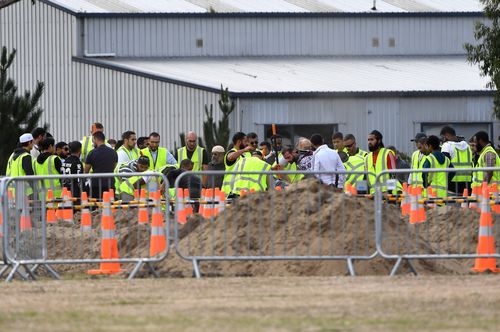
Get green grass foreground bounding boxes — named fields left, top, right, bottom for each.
left=0, top=276, right=499, bottom=331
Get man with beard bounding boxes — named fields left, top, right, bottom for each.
left=221, top=132, right=254, bottom=195
left=55, top=141, right=69, bottom=162
left=365, top=130, right=400, bottom=194
left=140, top=132, right=177, bottom=170
left=471, top=131, right=500, bottom=188
left=206, top=145, right=226, bottom=189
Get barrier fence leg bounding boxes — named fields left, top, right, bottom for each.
left=192, top=259, right=201, bottom=279
left=128, top=261, right=143, bottom=280
left=390, top=257, right=418, bottom=276
left=346, top=258, right=356, bottom=276
left=23, top=265, right=37, bottom=281
left=146, top=262, right=159, bottom=278
left=41, top=264, right=61, bottom=280
left=6, top=263, right=21, bottom=282
left=0, top=264, right=8, bottom=278
left=128, top=261, right=160, bottom=280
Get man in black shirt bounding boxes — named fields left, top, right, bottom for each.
left=62, top=141, right=84, bottom=199
left=84, top=131, right=118, bottom=199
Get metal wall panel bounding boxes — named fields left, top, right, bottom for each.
left=83, top=16, right=480, bottom=57
left=239, top=96, right=496, bottom=154
left=0, top=1, right=221, bottom=148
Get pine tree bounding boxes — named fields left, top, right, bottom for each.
left=465, top=0, right=500, bottom=118
left=0, top=47, right=46, bottom=174
left=202, top=85, right=235, bottom=153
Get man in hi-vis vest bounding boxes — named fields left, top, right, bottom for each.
left=175, top=131, right=209, bottom=172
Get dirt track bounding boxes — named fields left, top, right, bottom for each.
left=1, top=276, right=499, bottom=331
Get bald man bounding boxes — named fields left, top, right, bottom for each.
left=175, top=131, right=209, bottom=172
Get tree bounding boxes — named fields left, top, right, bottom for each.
left=202, top=85, right=235, bottom=153
left=464, top=0, right=500, bottom=118
left=0, top=46, right=46, bottom=174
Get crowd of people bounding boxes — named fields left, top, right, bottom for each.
left=5, top=122, right=499, bottom=201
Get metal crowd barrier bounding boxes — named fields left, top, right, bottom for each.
left=173, top=170, right=377, bottom=278
left=1, top=172, right=170, bottom=281
left=375, top=167, right=500, bottom=276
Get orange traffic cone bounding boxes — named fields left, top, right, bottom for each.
left=275, top=186, right=282, bottom=191
left=177, top=188, right=187, bottom=224
left=240, top=189, right=248, bottom=197
left=204, top=188, right=216, bottom=218
left=470, top=185, right=479, bottom=211
left=216, top=188, right=225, bottom=214
left=427, top=186, right=435, bottom=209
left=134, top=189, right=139, bottom=200
left=87, top=191, right=121, bottom=275
left=183, top=188, right=193, bottom=219
left=55, top=187, right=67, bottom=221
left=46, top=189, right=56, bottom=224
left=345, top=183, right=352, bottom=196
left=491, top=183, right=500, bottom=214
left=19, top=195, right=32, bottom=232
left=416, top=186, right=426, bottom=223
left=472, top=185, right=500, bottom=273
left=62, top=189, right=73, bottom=223
left=138, top=189, right=149, bottom=225
left=401, top=183, right=410, bottom=217
left=409, top=187, right=418, bottom=224
left=198, top=188, right=206, bottom=217
left=80, top=191, right=92, bottom=232
left=150, top=191, right=166, bottom=256
left=461, top=188, right=469, bottom=209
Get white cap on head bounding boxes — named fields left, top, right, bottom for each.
left=19, top=133, right=34, bottom=144
left=211, top=145, right=225, bottom=153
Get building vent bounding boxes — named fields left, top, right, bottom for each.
left=196, top=38, right=204, bottom=48
left=388, top=38, right=396, bottom=48
left=372, top=38, right=379, bottom=48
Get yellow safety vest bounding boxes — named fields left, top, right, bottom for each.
left=365, top=148, right=401, bottom=194
left=355, top=149, right=368, bottom=159
left=141, top=147, right=169, bottom=170
left=222, top=148, right=242, bottom=194
left=343, top=155, right=365, bottom=190
left=120, top=175, right=144, bottom=197
left=409, top=150, right=428, bottom=188
left=117, top=145, right=140, bottom=163
left=231, top=157, right=271, bottom=195
left=284, top=162, right=303, bottom=183
left=426, top=153, right=450, bottom=198
left=451, top=145, right=473, bottom=182
left=81, top=136, right=93, bottom=163
left=177, top=146, right=204, bottom=171
left=33, top=155, right=62, bottom=198
left=8, top=151, right=33, bottom=196
left=473, top=145, right=500, bottom=187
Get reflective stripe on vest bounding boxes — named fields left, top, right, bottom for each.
left=120, top=176, right=142, bottom=196
left=427, top=153, right=450, bottom=197
left=34, top=155, right=62, bottom=197
left=81, top=136, right=92, bottom=162
left=177, top=146, right=203, bottom=171
left=232, top=158, right=271, bottom=194
left=222, top=148, right=242, bottom=194
left=141, top=147, right=168, bottom=170
left=365, top=148, right=390, bottom=193
left=117, top=146, right=140, bottom=162
left=451, top=145, right=473, bottom=182
left=473, top=145, right=500, bottom=186
left=344, top=155, right=365, bottom=186
left=409, top=150, right=427, bottom=186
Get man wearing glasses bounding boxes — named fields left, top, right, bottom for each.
left=246, top=132, right=260, bottom=157
left=55, top=141, right=70, bottom=162
left=343, top=134, right=368, bottom=158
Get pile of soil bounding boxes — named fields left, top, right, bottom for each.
left=5, top=178, right=490, bottom=277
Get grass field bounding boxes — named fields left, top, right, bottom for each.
left=1, top=275, right=499, bottom=331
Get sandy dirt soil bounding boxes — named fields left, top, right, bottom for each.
left=0, top=276, right=499, bottom=331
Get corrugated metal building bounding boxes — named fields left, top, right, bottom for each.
left=0, top=0, right=495, bottom=153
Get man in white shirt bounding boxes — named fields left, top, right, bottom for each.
left=310, top=134, right=346, bottom=188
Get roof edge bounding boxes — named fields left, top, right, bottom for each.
left=40, top=1, right=484, bottom=19
left=72, top=56, right=494, bottom=99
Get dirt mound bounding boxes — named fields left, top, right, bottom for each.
left=18, top=178, right=487, bottom=277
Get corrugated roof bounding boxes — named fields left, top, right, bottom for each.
left=45, top=0, right=483, bottom=13
left=89, top=56, right=490, bottom=95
